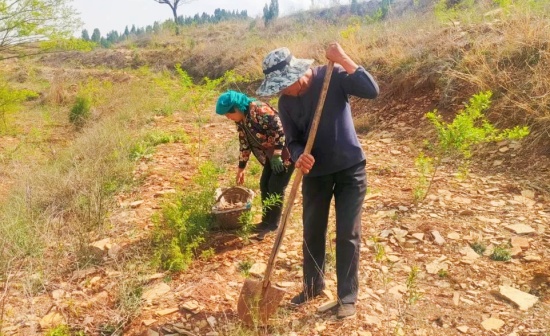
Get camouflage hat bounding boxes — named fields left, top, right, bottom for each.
left=256, top=47, right=314, bottom=96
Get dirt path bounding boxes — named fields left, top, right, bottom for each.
left=1, top=111, right=549, bottom=336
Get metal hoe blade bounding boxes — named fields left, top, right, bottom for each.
left=237, top=278, right=286, bottom=326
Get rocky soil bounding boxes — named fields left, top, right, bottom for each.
left=2, top=105, right=549, bottom=336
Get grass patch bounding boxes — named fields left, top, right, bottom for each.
left=437, top=268, right=449, bottom=278
left=130, top=129, right=189, bottom=161
left=470, top=241, right=487, bottom=255
left=44, top=325, right=80, bottom=336
left=0, top=69, right=166, bottom=274
left=490, top=245, right=512, bottom=261
left=238, top=259, right=253, bottom=277
left=115, top=277, right=144, bottom=319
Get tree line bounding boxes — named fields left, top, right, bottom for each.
left=81, top=8, right=249, bottom=48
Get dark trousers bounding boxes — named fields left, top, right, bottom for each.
left=259, top=160, right=295, bottom=228
left=301, top=160, right=367, bottom=304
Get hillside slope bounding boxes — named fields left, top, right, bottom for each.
left=1, top=1, right=549, bottom=335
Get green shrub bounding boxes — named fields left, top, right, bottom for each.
left=470, top=241, right=487, bottom=255
left=45, top=325, right=71, bottom=336
left=0, top=81, right=37, bottom=133
left=200, top=247, right=215, bottom=260
left=426, top=91, right=529, bottom=159
left=434, top=0, right=476, bottom=22
left=237, top=209, right=254, bottom=242
left=152, top=161, right=221, bottom=271
left=69, top=96, right=91, bottom=128
left=414, top=91, right=529, bottom=201
left=491, top=245, right=512, bottom=261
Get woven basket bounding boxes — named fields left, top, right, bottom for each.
left=212, top=186, right=255, bottom=230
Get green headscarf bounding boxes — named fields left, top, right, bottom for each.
left=216, top=90, right=256, bottom=115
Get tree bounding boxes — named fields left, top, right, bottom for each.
left=91, top=28, right=101, bottom=43
left=263, top=0, right=279, bottom=26
left=0, top=0, right=81, bottom=58
left=272, top=0, right=279, bottom=18
left=351, top=0, right=360, bottom=14
left=106, top=30, right=119, bottom=45
left=263, top=4, right=270, bottom=25
left=153, top=22, right=161, bottom=33
left=153, top=0, right=196, bottom=27
left=380, top=0, right=394, bottom=18
left=81, top=29, right=90, bottom=41
left=99, top=37, right=111, bottom=48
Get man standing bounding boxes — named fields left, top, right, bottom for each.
left=256, top=42, right=379, bottom=319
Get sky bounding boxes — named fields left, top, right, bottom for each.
left=71, top=0, right=338, bottom=36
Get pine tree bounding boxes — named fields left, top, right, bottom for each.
left=81, top=29, right=90, bottom=41
left=153, top=22, right=160, bottom=33
left=100, top=37, right=111, bottom=48
left=91, top=28, right=101, bottom=43
left=351, top=0, right=359, bottom=14
left=270, top=0, right=279, bottom=19
left=263, top=0, right=279, bottom=26
left=263, top=4, right=270, bottom=26
left=106, top=30, right=119, bottom=44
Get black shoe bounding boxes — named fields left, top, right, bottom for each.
left=336, top=303, right=356, bottom=319
left=251, top=222, right=269, bottom=233
left=255, top=226, right=278, bottom=240
left=290, top=289, right=323, bottom=306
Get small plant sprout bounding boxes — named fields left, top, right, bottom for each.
left=237, top=210, right=254, bottom=242
left=370, top=237, right=387, bottom=263
left=200, top=248, right=216, bottom=260
left=406, top=266, right=422, bottom=305
left=470, top=241, right=487, bottom=255
left=238, top=259, right=254, bottom=277
left=491, top=244, right=512, bottom=261
left=413, top=152, right=433, bottom=202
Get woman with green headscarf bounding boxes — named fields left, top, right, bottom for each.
left=216, top=90, right=294, bottom=239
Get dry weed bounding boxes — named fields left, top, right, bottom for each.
left=42, top=73, right=72, bottom=106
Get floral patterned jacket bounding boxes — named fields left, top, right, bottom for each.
left=237, top=101, right=292, bottom=169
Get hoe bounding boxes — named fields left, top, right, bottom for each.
left=237, top=61, right=335, bottom=325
